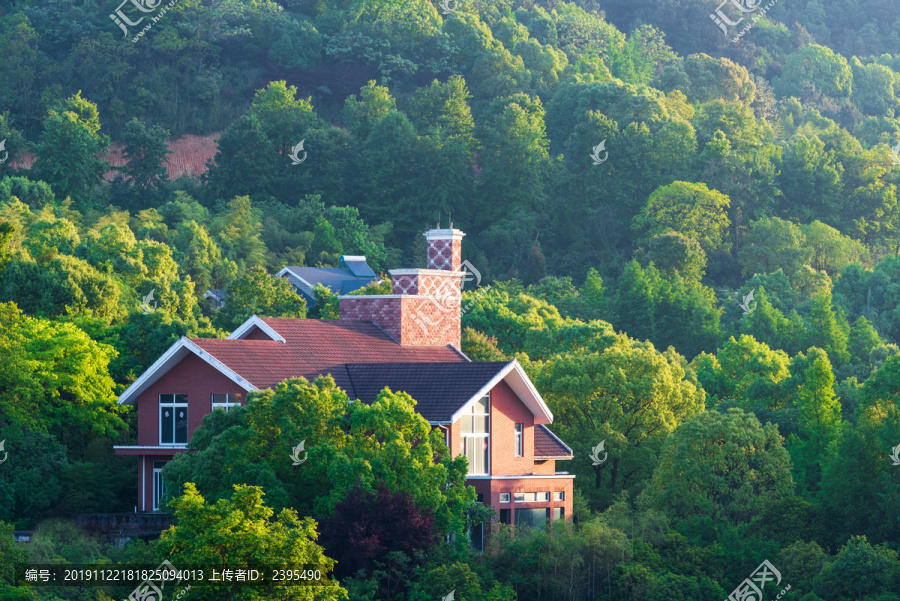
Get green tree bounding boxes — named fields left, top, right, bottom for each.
left=738, top=217, right=811, bottom=278
left=158, top=483, right=348, bottom=601
left=0, top=303, right=124, bottom=437
left=848, top=316, right=882, bottom=365
left=801, top=220, right=868, bottom=276
left=164, top=377, right=474, bottom=538
left=804, top=293, right=850, bottom=366
left=785, top=348, right=843, bottom=496
left=634, top=231, right=707, bottom=281
left=641, top=408, right=794, bottom=525
left=774, top=44, right=852, bottom=100
left=117, top=118, right=171, bottom=190
left=215, top=196, right=268, bottom=269
left=214, top=266, right=307, bottom=330
left=815, top=536, right=900, bottom=600
left=0, top=423, right=68, bottom=528
left=0, top=222, right=13, bottom=275
left=33, top=92, right=110, bottom=211
left=342, top=80, right=397, bottom=141
left=633, top=181, right=730, bottom=253
left=777, top=137, right=843, bottom=224
left=531, top=339, right=705, bottom=503
left=0, top=254, right=122, bottom=321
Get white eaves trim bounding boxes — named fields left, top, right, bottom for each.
left=228, top=315, right=286, bottom=342
left=118, top=337, right=257, bottom=406
left=449, top=359, right=554, bottom=425
left=276, top=266, right=315, bottom=289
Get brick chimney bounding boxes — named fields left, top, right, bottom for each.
left=339, top=227, right=466, bottom=348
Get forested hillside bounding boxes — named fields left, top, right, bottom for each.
left=2, top=0, right=900, bottom=599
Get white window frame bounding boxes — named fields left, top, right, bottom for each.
left=212, top=393, right=239, bottom=411
left=514, top=423, right=523, bottom=457
left=461, top=395, right=490, bottom=475
left=159, top=394, right=188, bottom=446
left=152, top=461, right=166, bottom=512
left=514, top=492, right=550, bottom=503
left=499, top=493, right=510, bottom=503
left=553, top=491, right=564, bottom=502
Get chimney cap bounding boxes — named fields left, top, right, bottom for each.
left=424, top=228, right=465, bottom=241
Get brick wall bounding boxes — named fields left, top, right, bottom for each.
left=137, top=353, right=246, bottom=446
left=392, top=272, right=462, bottom=296
left=472, top=477, right=574, bottom=532
left=427, top=237, right=462, bottom=271
left=489, top=380, right=536, bottom=476
left=339, top=296, right=461, bottom=347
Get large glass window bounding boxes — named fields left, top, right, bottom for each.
left=552, top=507, right=565, bottom=522
left=514, top=423, right=523, bottom=457
left=515, top=508, right=550, bottom=529
left=212, top=393, right=239, bottom=411
left=462, top=395, right=489, bottom=475
left=160, top=394, right=188, bottom=445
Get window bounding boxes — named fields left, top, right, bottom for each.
left=160, top=394, right=187, bottom=445
left=212, top=393, right=239, bottom=411
left=499, top=509, right=511, bottom=525
left=461, top=395, right=489, bottom=475
left=514, top=423, right=523, bottom=457
left=469, top=522, right=483, bottom=552
left=553, top=491, right=564, bottom=502
left=552, top=507, right=565, bottom=522
left=514, top=492, right=549, bottom=503
left=475, top=494, right=484, bottom=503
left=499, top=493, right=510, bottom=503
left=152, top=461, right=166, bottom=512
left=515, top=508, right=550, bottom=529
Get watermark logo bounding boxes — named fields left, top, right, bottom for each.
left=590, top=140, right=608, bottom=165
left=711, top=0, right=780, bottom=42
left=289, top=140, right=307, bottom=165
left=460, top=260, right=481, bottom=290
left=110, top=0, right=179, bottom=43
left=890, top=443, right=900, bottom=466
left=290, top=440, right=308, bottom=466
left=442, top=591, right=455, bottom=601
left=0, top=140, right=8, bottom=164
left=739, top=289, right=757, bottom=315
left=141, top=289, right=157, bottom=314
left=589, top=440, right=608, bottom=466
left=438, top=0, right=457, bottom=14
left=110, top=0, right=162, bottom=36
left=725, top=560, right=790, bottom=601
left=0, top=440, right=7, bottom=465
left=890, top=141, right=900, bottom=166
left=128, top=559, right=188, bottom=601
left=412, top=260, right=488, bottom=336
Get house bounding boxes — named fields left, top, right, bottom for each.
left=114, top=227, right=574, bottom=544
left=203, top=289, right=227, bottom=310
left=276, top=255, right=379, bottom=306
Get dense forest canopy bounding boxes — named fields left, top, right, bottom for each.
left=2, top=0, right=900, bottom=599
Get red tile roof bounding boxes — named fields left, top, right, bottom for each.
left=534, top=424, right=574, bottom=458
left=190, top=318, right=466, bottom=391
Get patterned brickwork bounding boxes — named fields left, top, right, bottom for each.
left=339, top=296, right=461, bottom=348
left=427, top=238, right=463, bottom=271
left=392, top=271, right=462, bottom=296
